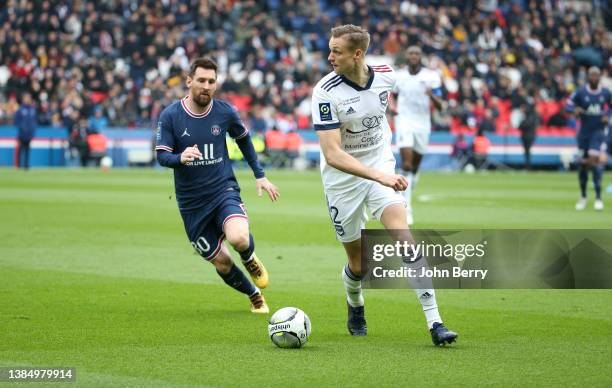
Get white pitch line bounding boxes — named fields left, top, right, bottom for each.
left=416, top=193, right=446, bottom=202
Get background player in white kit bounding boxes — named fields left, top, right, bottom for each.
left=391, top=46, right=444, bottom=225
left=311, top=24, right=457, bottom=346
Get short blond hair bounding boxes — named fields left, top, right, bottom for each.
left=331, top=24, right=370, bottom=53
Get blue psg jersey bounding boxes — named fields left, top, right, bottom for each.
left=155, top=97, right=248, bottom=212
left=567, top=86, right=611, bottom=133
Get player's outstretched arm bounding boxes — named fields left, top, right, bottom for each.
left=256, top=177, right=279, bottom=202
left=317, top=128, right=408, bottom=191
left=234, top=133, right=279, bottom=202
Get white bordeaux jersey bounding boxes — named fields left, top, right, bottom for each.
left=392, top=67, right=441, bottom=131
left=312, top=65, right=397, bottom=190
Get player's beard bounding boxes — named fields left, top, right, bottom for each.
left=408, top=63, right=421, bottom=74
left=192, top=91, right=211, bottom=107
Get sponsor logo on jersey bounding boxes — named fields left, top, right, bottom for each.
left=339, top=96, right=360, bottom=106
left=319, top=102, right=332, bottom=121
left=587, top=104, right=602, bottom=114
left=156, top=121, right=162, bottom=140
left=379, top=91, right=388, bottom=107
left=185, top=143, right=222, bottom=166
left=344, top=115, right=384, bottom=134
left=181, top=128, right=191, bottom=137
left=211, top=125, right=221, bottom=136
left=346, top=127, right=369, bottom=134
left=201, top=143, right=214, bottom=159
left=346, top=106, right=356, bottom=115
left=362, top=115, right=383, bottom=129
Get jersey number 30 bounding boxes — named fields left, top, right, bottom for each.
left=191, top=236, right=210, bottom=255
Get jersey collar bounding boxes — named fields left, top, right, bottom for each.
left=340, top=65, right=375, bottom=91
left=586, top=85, right=602, bottom=94
left=408, top=66, right=424, bottom=76
left=181, top=96, right=214, bottom=118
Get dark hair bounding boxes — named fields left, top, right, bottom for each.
left=330, top=24, right=370, bottom=53
left=189, top=57, right=218, bottom=77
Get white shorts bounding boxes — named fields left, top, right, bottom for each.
left=324, top=171, right=405, bottom=243
left=394, top=115, right=430, bottom=154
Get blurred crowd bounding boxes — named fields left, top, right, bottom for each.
left=0, top=0, right=610, bottom=137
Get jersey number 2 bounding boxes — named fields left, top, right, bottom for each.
left=329, top=206, right=345, bottom=237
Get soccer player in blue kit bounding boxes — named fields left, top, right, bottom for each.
left=156, top=57, right=279, bottom=313
left=566, top=66, right=610, bottom=211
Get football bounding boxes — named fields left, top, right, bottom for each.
left=100, top=156, right=113, bottom=171
left=268, top=307, right=311, bottom=348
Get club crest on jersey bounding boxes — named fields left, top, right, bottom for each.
left=319, top=103, right=332, bottom=121
left=211, top=125, right=221, bottom=136
left=379, top=91, right=389, bottom=107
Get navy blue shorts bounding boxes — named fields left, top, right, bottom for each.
left=181, top=190, right=248, bottom=261
left=577, top=129, right=605, bottom=157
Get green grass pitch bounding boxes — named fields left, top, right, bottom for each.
left=1, top=168, right=611, bottom=386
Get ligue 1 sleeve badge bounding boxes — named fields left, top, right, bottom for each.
left=211, top=125, right=221, bottom=136
left=319, top=103, right=332, bottom=121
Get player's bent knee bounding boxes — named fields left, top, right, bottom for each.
left=226, top=232, right=250, bottom=252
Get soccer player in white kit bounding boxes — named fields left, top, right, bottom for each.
left=391, top=46, right=444, bottom=225
left=311, top=25, right=457, bottom=345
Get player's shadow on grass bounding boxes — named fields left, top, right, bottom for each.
left=169, top=308, right=270, bottom=322
left=264, top=345, right=321, bottom=352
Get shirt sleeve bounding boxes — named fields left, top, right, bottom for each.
left=311, top=86, right=340, bottom=131
left=391, top=71, right=400, bottom=93
left=154, top=109, right=175, bottom=153
left=565, top=91, right=579, bottom=112
left=235, top=133, right=265, bottom=178
left=227, top=107, right=249, bottom=139
left=429, top=71, right=443, bottom=96
left=156, top=149, right=182, bottom=168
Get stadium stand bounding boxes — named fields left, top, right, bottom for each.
left=0, top=0, right=610, bottom=168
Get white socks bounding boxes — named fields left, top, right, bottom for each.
left=342, top=265, right=364, bottom=307
left=404, top=256, right=442, bottom=329
left=415, top=288, right=441, bottom=329
left=402, top=171, right=415, bottom=225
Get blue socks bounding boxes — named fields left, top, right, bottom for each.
left=578, top=167, right=588, bottom=198
left=592, top=165, right=603, bottom=200
left=216, top=264, right=257, bottom=296
left=239, top=234, right=255, bottom=262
